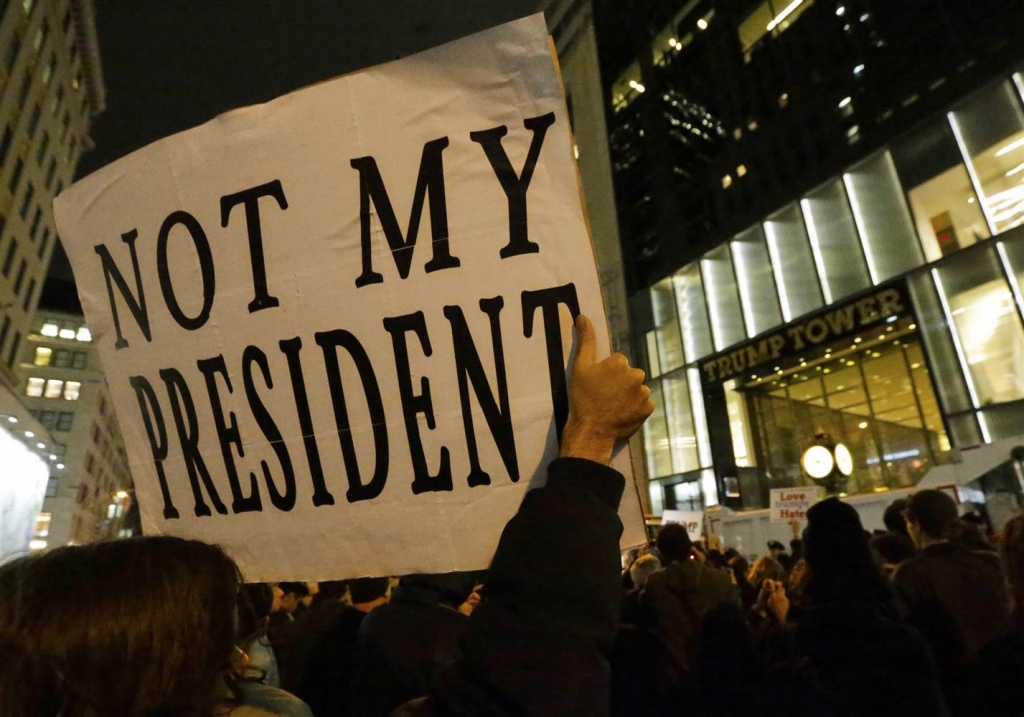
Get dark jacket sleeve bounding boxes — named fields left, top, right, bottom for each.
left=432, top=457, right=626, bottom=717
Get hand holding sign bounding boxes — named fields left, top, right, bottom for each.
left=560, top=315, right=653, bottom=465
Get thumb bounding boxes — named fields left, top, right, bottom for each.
left=574, top=313, right=596, bottom=369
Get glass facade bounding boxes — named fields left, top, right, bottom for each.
left=640, top=69, right=1024, bottom=514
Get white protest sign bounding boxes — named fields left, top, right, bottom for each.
left=53, top=15, right=645, bottom=581
left=769, top=487, right=822, bottom=523
left=661, top=510, right=704, bottom=541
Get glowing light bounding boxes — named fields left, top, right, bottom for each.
left=24, top=431, right=34, bottom=438
left=767, top=0, right=804, bottom=31
left=948, top=112, right=997, bottom=235
left=995, top=136, right=1024, bottom=158
left=764, top=222, right=792, bottom=321
left=838, top=96, right=852, bottom=108
left=843, top=172, right=880, bottom=284
left=801, top=198, right=833, bottom=303
left=932, top=268, right=980, bottom=408
left=115, top=490, right=129, bottom=500
left=697, top=18, right=708, bottom=30
left=628, top=80, right=646, bottom=93
left=858, top=421, right=868, bottom=429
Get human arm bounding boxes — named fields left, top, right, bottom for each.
left=432, top=315, right=653, bottom=716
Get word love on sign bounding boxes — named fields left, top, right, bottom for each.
left=54, top=15, right=645, bottom=581
left=769, top=487, right=822, bottom=523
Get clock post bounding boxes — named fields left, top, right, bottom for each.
left=800, top=432, right=854, bottom=495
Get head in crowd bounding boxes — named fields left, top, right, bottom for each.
left=237, top=582, right=275, bottom=646
left=313, top=580, right=349, bottom=605
left=904, top=490, right=960, bottom=549
left=629, top=554, right=662, bottom=591
left=656, top=523, right=693, bottom=564
left=1001, top=515, right=1024, bottom=632
left=787, top=557, right=809, bottom=600
left=350, top=577, right=391, bottom=609
left=767, top=540, right=786, bottom=559
left=0, top=536, right=242, bottom=717
left=870, top=532, right=916, bottom=575
left=398, top=572, right=477, bottom=609
left=747, top=556, right=785, bottom=589
left=803, top=498, right=891, bottom=608
left=276, top=581, right=310, bottom=614
left=883, top=498, right=911, bottom=536
left=729, top=555, right=750, bottom=586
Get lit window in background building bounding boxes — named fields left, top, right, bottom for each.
left=25, top=377, right=44, bottom=397
left=40, top=322, right=58, bottom=337
left=76, top=326, right=91, bottom=342
left=44, top=379, right=63, bottom=399
left=58, top=328, right=75, bottom=340
left=34, top=513, right=50, bottom=537
left=63, top=381, right=81, bottom=401
left=739, top=0, right=815, bottom=56
left=33, top=347, right=51, bottom=366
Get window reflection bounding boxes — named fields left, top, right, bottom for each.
left=650, top=278, right=684, bottom=375
left=644, top=381, right=673, bottom=478
left=663, top=373, right=700, bottom=473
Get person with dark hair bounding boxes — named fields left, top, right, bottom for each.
left=896, top=490, right=1012, bottom=712
left=0, top=536, right=307, bottom=717
left=884, top=497, right=911, bottom=536
left=299, top=577, right=391, bottom=716
left=760, top=497, right=948, bottom=716
left=238, top=583, right=282, bottom=687
left=643, top=522, right=737, bottom=692
left=870, top=531, right=916, bottom=576
left=273, top=580, right=349, bottom=694
left=350, top=571, right=476, bottom=716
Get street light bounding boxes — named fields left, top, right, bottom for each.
left=801, top=432, right=854, bottom=494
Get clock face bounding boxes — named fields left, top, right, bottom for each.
left=802, top=445, right=835, bottom=480
left=835, top=443, right=854, bottom=476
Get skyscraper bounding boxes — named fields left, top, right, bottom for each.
left=595, top=0, right=1024, bottom=522
left=0, top=0, right=104, bottom=555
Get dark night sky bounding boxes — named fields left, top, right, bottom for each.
left=43, top=0, right=538, bottom=307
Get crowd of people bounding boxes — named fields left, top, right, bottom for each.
left=2, top=314, right=1024, bottom=716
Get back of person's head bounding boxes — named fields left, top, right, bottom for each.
left=1002, top=515, right=1024, bottom=631
left=747, top=556, right=785, bottom=588
left=883, top=498, right=910, bottom=536
left=803, top=498, right=891, bottom=608
left=397, top=572, right=476, bottom=609
left=870, top=532, right=916, bottom=568
left=278, top=581, right=310, bottom=599
left=656, top=523, right=692, bottom=564
left=316, top=580, right=349, bottom=603
left=629, top=554, right=662, bottom=590
left=0, top=536, right=240, bottom=717
left=350, top=577, right=391, bottom=605
left=906, top=490, right=960, bottom=541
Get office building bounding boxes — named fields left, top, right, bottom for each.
left=0, top=0, right=105, bottom=553
left=17, top=310, right=134, bottom=547
left=594, top=0, right=1024, bottom=515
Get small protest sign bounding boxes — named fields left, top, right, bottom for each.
left=53, top=15, right=644, bottom=581
left=769, top=487, right=822, bottom=523
left=661, top=510, right=704, bottom=541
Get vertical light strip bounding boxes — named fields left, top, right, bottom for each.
left=997, top=242, right=1024, bottom=324
left=977, top=412, right=993, bottom=445
left=702, top=259, right=726, bottom=351
left=948, top=112, right=998, bottom=236
left=731, top=241, right=759, bottom=336
left=1013, top=72, right=1024, bottom=107
left=763, top=222, right=792, bottom=321
left=688, top=367, right=714, bottom=468
left=673, top=274, right=697, bottom=364
left=800, top=198, right=833, bottom=304
left=842, top=172, right=881, bottom=284
left=931, top=268, right=981, bottom=409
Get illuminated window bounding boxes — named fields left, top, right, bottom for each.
left=25, top=377, right=44, bottom=396
left=44, top=379, right=63, bottom=398
left=76, top=326, right=91, bottom=342
left=948, top=80, right=1024, bottom=235
left=739, top=0, right=815, bottom=55
left=33, top=347, right=52, bottom=365
left=40, top=322, right=58, bottom=337
left=64, top=381, right=81, bottom=401
left=34, top=513, right=51, bottom=537
left=891, top=116, right=989, bottom=261
left=58, top=328, right=75, bottom=340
